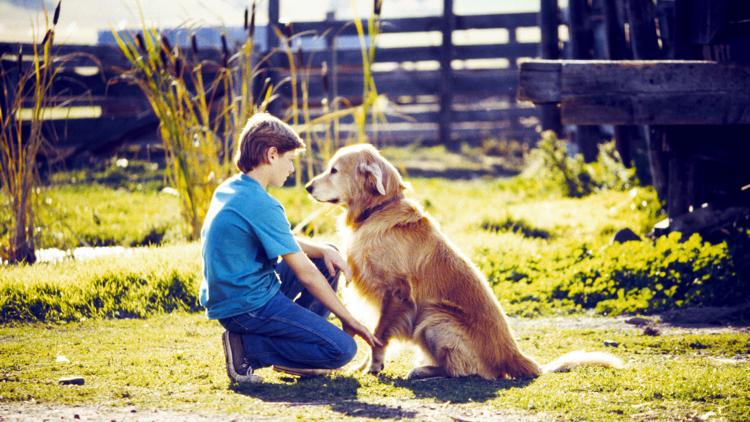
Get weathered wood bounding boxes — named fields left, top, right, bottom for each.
left=603, top=0, right=639, bottom=170
left=439, top=0, right=455, bottom=148
left=290, top=13, right=537, bottom=36
left=602, top=0, right=630, bottom=60
left=538, top=0, right=562, bottom=136
left=625, top=0, right=662, bottom=60
left=569, top=0, right=601, bottom=162
left=665, top=128, right=696, bottom=217
left=625, top=0, right=669, bottom=207
left=518, top=60, right=750, bottom=125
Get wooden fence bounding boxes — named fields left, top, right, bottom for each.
left=0, top=3, right=542, bottom=159
left=520, top=0, right=750, bottom=219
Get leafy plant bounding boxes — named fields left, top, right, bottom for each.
left=524, top=131, right=637, bottom=198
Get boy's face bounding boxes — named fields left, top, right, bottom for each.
left=269, top=148, right=297, bottom=187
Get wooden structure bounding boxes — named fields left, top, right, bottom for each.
left=520, top=0, right=750, bottom=219
left=0, top=3, right=547, bottom=159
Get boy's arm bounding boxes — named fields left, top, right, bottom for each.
left=282, top=251, right=381, bottom=348
left=295, top=237, right=352, bottom=282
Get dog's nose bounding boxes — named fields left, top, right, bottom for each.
left=305, top=184, right=313, bottom=193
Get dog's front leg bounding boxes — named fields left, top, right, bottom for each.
left=368, top=284, right=416, bottom=374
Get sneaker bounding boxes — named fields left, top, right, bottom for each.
left=272, top=365, right=333, bottom=377
left=222, top=331, right=263, bottom=384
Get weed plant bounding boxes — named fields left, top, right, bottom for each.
left=0, top=1, right=62, bottom=264
left=112, top=3, right=274, bottom=240
left=523, top=131, right=637, bottom=198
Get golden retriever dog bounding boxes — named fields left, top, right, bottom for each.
left=306, top=144, right=623, bottom=380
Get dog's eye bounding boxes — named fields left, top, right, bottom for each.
left=330, top=168, right=338, bottom=174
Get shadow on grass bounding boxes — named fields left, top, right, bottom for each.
left=377, top=373, right=534, bottom=403
left=230, top=375, right=417, bottom=419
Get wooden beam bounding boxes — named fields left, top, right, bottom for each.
left=439, top=0, right=455, bottom=148
left=518, top=59, right=750, bottom=125
left=538, top=0, right=562, bottom=135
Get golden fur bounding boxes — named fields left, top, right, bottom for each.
left=306, top=144, right=622, bottom=380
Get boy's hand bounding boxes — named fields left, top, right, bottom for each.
left=320, top=245, right=352, bottom=283
left=342, top=319, right=383, bottom=348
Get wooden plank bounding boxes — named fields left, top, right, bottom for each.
left=625, top=0, right=662, bottom=60
left=569, top=0, right=600, bottom=162
left=439, top=0, right=455, bottom=148
left=279, top=69, right=518, bottom=99
left=539, top=0, right=562, bottom=135
left=518, top=59, right=750, bottom=125
left=289, top=13, right=537, bottom=36
left=306, top=107, right=535, bottom=125
left=517, top=60, right=561, bottom=103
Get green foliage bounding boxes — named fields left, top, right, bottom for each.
left=47, top=158, right=165, bottom=191
left=557, top=232, right=741, bottom=315
left=481, top=232, right=744, bottom=317
left=480, top=216, right=551, bottom=239
left=0, top=244, right=200, bottom=322
left=1, top=184, right=184, bottom=250
left=0, top=173, right=743, bottom=323
left=524, top=131, right=637, bottom=198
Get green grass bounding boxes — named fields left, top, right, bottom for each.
left=2, top=155, right=749, bottom=419
left=2, top=177, right=747, bottom=322
left=1, top=183, right=183, bottom=251
left=1, top=313, right=747, bottom=420
left=0, top=244, right=200, bottom=322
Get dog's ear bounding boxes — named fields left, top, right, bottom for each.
left=358, top=161, right=386, bottom=195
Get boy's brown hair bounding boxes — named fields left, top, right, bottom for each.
left=234, top=113, right=305, bottom=173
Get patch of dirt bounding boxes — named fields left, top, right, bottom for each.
left=508, top=312, right=750, bottom=336
left=0, top=401, right=552, bottom=421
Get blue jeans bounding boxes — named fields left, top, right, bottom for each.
left=219, top=257, right=357, bottom=370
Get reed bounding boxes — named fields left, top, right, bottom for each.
left=112, top=1, right=277, bottom=240
left=0, top=1, right=63, bottom=264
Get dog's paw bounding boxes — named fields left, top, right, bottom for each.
left=406, top=365, right=445, bottom=380
left=367, top=360, right=384, bottom=374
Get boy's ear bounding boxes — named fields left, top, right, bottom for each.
left=266, top=146, right=279, bottom=163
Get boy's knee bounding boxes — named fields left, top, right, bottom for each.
left=326, top=334, right=357, bottom=368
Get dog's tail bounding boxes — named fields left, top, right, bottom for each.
left=541, top=350, right=624, bottom=373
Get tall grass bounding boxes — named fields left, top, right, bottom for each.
left=281, top=0, right=388, bottom=183
left=0, top=1, right=62, bottom=264
left=112, top=2, right=276, bottom=240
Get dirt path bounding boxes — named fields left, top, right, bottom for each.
left=0, top=400, right=554, bottom=421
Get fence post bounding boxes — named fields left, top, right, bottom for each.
left=324, top=11, right=339, bottom=148
left=539, top=0, right=562, bottom=136
left=568, top=0, right=602, bottom=162
left=439, top=0, right=455, bottom=150
left=266, top=0, right=282, bottom=117
left=602, top=0, right=640, bottom=174
left=625, top=0, right=671, bottom=208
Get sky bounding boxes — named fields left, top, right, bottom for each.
left=0, top=0, right=555, bottom=45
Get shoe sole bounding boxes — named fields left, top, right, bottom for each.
left=273, top=365, right=333, bottom=377
left=222, top=331, right=262, bottom=384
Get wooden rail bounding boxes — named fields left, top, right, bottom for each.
left=518, top=59, right=750, bottom=125
left=1, top=10, right=542, bottom=157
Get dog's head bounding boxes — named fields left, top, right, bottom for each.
left=306, top=144, right=406, bottom=217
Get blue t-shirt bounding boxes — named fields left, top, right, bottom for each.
left=199, top=173, right=300, bottom=320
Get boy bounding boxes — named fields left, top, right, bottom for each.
left=200, top=113, right=380, bottom=384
